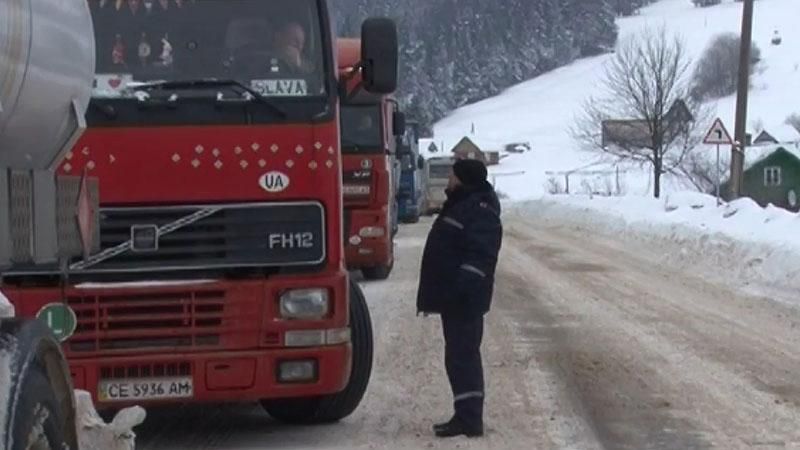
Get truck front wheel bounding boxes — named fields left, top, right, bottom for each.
left=361, top=259, right=393, bottom=281
left=6, top=364, right=68, bottom=450
left=262, top=279, right=374, bottom=424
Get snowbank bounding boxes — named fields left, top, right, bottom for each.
left=514, top=193, right=800, bottom=295
left=0, top=290, right=14, bottom=318
left=75, top=390, right=146, bottom=450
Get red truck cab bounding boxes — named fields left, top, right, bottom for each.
left=337, top=38, right=405, bottom=280
left=1, top=1, right=397, bottom=424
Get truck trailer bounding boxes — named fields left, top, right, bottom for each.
left=396, top=121, right=427, bottom=223
left=337, top=38, right=404, bottom=280
left=424, top=156, right=455, bottom=214
left=1, top=0, right=96, bottom=447
left=3, top=0, right=398, bottom=425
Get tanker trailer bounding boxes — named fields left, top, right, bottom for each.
left=1, top=0, right=95, bottom=448
left=1, top=0, right=97, bottom=267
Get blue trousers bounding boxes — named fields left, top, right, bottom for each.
left=441, top=314, right=485, bottom=430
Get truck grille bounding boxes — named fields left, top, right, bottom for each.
left=84, top=202, right=325, bottom=273
left=67, top=289, right=226, bottom=354
left=100, top=362, right=192, bottom=380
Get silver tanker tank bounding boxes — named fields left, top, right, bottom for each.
left=1, top=0, right=96, bottom=266
left=0, top=0, right=95, bottom=170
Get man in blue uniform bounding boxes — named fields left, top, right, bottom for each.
left=417, top=159, right=503, bottom=438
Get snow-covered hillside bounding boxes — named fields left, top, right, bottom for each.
left=430, top=0, right=800, bottom=200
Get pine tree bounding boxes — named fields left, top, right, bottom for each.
left=564, top=0, right=618, bottom=56
left=333, top=0, right=621, bottom=130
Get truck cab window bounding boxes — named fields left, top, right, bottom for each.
left=89, top=0, right=326, bottom=99
left=341, top=105, right=383, bottom=153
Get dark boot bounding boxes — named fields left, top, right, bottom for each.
left=432, top=417, right=456, bottom=432
left=434, top=417, right=484, bottom=438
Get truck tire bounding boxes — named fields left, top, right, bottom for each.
left=361, top=242, right=394, bottom=280
left=361, top=260, right=393, bottom=280
left=6, top=364, right=68, bottom=450
left=262, top=280, right=373, bottom=424
left=403, top=214, right=420, bottom=224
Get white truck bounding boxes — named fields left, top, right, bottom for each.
left=424, top=156, right=455, bottom=214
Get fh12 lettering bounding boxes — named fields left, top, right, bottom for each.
left=269, top=232, right=314, bottom=250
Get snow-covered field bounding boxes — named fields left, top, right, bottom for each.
left=430, top=0, right=800, bottom=200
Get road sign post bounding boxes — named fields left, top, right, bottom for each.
left=703, top=118, right=734, bottom=206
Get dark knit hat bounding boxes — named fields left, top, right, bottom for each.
left=453, top=159, right=488, bottom=187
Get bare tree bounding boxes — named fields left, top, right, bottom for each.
left=573, top=28, right=712, bottom=198
left=787, top=113, right=800, bottom=134
left=675, top=150, right=728, bottom=194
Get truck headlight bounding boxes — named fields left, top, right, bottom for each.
left=359, top=226, right=385, bottom=238
left=280, top=289, right=330, bottom=319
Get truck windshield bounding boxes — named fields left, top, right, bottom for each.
left=340, top=105, right=383, bottom=153
left=89, top=0, right=326, bottom=99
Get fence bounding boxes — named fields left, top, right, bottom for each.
left=545, top=167, right=627, bottom=197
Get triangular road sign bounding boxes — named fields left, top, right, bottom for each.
left=704, top=118, right=733, bottom=145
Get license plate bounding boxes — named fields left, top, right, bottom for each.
left=98, top=377, right=193, bottom=402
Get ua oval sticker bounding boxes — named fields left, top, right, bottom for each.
left=259, top=171, right=290, bottom=193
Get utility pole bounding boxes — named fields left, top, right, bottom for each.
left=729, top=0, right=755, bottom=199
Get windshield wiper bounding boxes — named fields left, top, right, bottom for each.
left=129, top=79, right=287, bottom=118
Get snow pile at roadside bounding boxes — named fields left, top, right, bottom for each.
left=514, top=193, right=800, bottom=294
left=0, top=290, right=14, bottom=318
left=75, top=390, right=146, bottom=450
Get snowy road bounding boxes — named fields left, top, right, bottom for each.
left=137, top=212, right=800, bottom=449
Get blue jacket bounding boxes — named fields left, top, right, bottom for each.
left=416, top=182, right=503, bottom=316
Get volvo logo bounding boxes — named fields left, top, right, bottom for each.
left=131, top=224, right=159, bottom=252
left=259, top=171, right=290, bottom=193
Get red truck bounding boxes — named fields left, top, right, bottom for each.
left=337, top=38, right=405, bottom=280
left=2, top=0, right=397, bottom=424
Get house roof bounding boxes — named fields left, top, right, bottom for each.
left=744, top=143, right=800, bottom=171
left=771, top=124, right=800, bottom=143
left=753, top=130, right=779, bottom=145
left=451, top=136, right=482, bottom=154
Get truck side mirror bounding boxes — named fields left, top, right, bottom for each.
left=417, top=155, right=425, bottom=170
left=361, top=18, right=398, bottom=94
left=393, top=111, right=406, bottom=136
